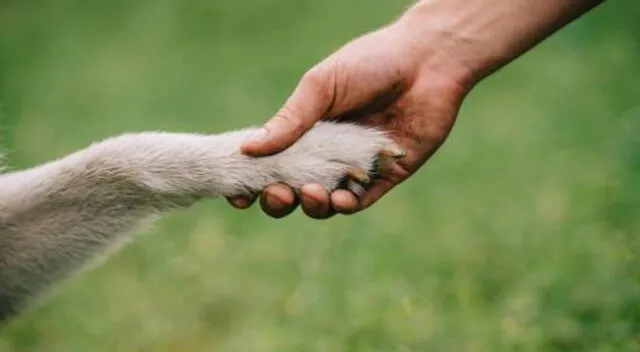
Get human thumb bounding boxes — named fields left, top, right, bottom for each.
left=241, top=68, right=335, bottom=156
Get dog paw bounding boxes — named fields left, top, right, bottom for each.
left=267, top=122, right=406, bottom=195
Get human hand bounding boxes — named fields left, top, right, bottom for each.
left=227, top=0, right=603, bottom=219
left=226, top=17, right=473, bottom=218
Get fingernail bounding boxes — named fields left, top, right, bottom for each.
left=265, top=193, right=285, bottom=209
left=302, top=194, right=320, bottom=210
left=247, top=127, right=269, bottom=144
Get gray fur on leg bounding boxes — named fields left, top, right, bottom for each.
left=0, top=121, right=393, bottom=322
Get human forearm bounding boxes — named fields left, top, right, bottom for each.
left=397, top=0, right=607, bottom=87
left=233, top=0, right=608, bottom=218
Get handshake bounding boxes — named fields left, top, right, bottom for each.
left=0, top=0, right=602, bottom=322
left=0, top=18, right=449, bottom=321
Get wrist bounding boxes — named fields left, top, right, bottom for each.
left=394, top=0, right=605, bottom=88
left=391, top=0, right=491, bottom=91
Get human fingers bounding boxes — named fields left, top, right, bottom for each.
left=330, top=190, right=360, bottom=214
left=258, top=183, right=299, bottom=218
left=226, top=195, right=257, bottom=209
left=241, top=66, right=335, bottom=157
left=299, top=184, right=336, bottom=219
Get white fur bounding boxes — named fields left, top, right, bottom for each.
left=0, top=121, right=391, bottom=321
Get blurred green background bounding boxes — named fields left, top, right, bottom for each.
left=0, top=0, right=639, bottom=351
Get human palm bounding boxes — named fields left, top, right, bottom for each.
left=228, top=23, right=470, bottom=218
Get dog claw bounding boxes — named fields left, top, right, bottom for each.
left=341, top=141, right=405, bottom=194
left=375, top=155, right=394, bottom=176
left=346, top=166, right=371, bottom=184
left=346, top=179, right=365, bottom=196
left=379, top=142, right=407, bottom=159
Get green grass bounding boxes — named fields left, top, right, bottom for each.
left=1, top=0, right=639, bottom=350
